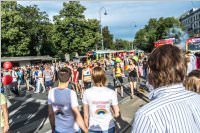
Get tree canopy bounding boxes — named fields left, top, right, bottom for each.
left=134, top=17, right=183, bottom=52
left=102, top=26, right=114, bottom=50
left=1, top=1, right=101, bottom=58
left=1, top=1, right=185, bottom=57
left=52, top=1, right=100, bottom=59
left=1, top=1, right=53, bottom=56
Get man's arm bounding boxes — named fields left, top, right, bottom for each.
left=72, top=106, right=88, bottom=133
left=111, top=105, right=120, bottom=118
left=83, top=104, right=89, bottom=128
left=136, top=66, right=139, bottom=78
left=48, top=105, right=55, bottom=131
left=2, top=103, right=9, bottom=133
left=82, top=70, right=84, bottom=81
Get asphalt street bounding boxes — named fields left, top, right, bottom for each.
left=7, top=69, right=146, bottom=133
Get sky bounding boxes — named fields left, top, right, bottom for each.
left=18, top=0, right=200, bottom=41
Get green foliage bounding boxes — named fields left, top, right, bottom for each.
left=1, top=1, right=54, bottom=56
left=134, top=17, right=183, bottom=52
left=1, top=1, right=29, bottom=56
left=114, top=39, right=130, bottom=50
left=52, top=1, right=100, bottom=58
left=2, top=1, right=182, bottom=57
left=102, top=26, right=114, bottom=50
left=1, top=1, right=100, bottom=58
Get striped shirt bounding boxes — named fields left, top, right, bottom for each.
left=131, top=83, right=200, bottom=133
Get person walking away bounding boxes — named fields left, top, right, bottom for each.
left=37, top=68, right=46, bottom=93
left=120, top=59, right=125, bottom=77
left=183, top=69, right=200, bottom=93
left=83, top=67, right=120, bottom=133
left=77, top=63, right=84, bottom=99
left=72, top=66, right=79, bottom=94
left=82, top=65, right=92, bottom=90
left=131, top=45, right=200, bottom=133
left=16, top=68, right=23, bottom=91
left=43, top=66, right=53, bottom=91
left=48, top=68, right=87, bottom=133
left=137, top=57, right=143, bottom=78
left=10, top=68, right=19, bottom=96
left=34, top=67, right=40, bottom=93
left=142, top=58, right=148, bottom=80
left=124, top=56, right=130, bottom=77
left=128, top=59, right=139, bottom=98
left=113, top=63, right=124, bottom=98
left=24, top=66, right=35, bottom=91
left=1, top=93, right=9, bottom=133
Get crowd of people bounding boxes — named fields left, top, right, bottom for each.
left=1, top=45, right=200, bottom=133
left=1, top=53, right=148, bottom=99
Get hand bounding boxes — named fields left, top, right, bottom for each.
left=3, top=124, right=9, bottom=133
left=83, top=128, right=88, bottom=133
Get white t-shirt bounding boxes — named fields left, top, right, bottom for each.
left=38, top=70, right=44, bottom=79
left=11, top=71, right=18, bottom=82
left=83, top=87, right=118, bottom=131
left=48, top=88, right=79, bottom=133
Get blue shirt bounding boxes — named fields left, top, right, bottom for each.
left=34, top=71, right=39, bottom=80
left=131, top=83, right=200, bottom=133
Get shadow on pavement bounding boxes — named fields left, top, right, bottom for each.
left=8, top=98, right=47, bottom=133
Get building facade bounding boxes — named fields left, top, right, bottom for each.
left=180, top=8, right=200, bottom=36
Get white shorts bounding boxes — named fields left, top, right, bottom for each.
left=78, top=80, right=83, bottom=87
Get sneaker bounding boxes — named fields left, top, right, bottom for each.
left=34, top=91, right=40, bottom=93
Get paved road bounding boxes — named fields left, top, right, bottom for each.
left=7, top=69, right=146, bottom=133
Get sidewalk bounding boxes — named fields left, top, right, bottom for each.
left=118, top=93, right=148, bottom=133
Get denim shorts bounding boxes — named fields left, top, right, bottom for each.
left=54, top=129, right=81, bottom=133
left=45, top=80, right=53, bottom=87
left=89, top=127, right=115, bottom=133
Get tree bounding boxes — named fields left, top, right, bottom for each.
left=1, top=1, right=54, bottom=56
left=52, top=1, right=100, bottom=59
left=1, top=1, right=30, bottom=56
left=18, top=4, right=53, bottom=56
left=134, top=17, right=183, bottom=52
left=102, top=26, right=114, bottom=49
left=114, top=39, right=130, bottom=50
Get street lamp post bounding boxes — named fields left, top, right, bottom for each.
left=130, top=22, right=137, bottom=50
left=99, top=7, right=107, bottom=50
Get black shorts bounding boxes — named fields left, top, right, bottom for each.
left=129, top=76, right=137, bottom=82
left=114, top=76, right=123, bottom=87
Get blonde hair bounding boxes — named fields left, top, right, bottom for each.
left=183, top=70, right=200, bottom=93
left=92, top=67, right=106, bottom=87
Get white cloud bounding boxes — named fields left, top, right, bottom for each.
left=17, top=1, right=200, bottom=40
